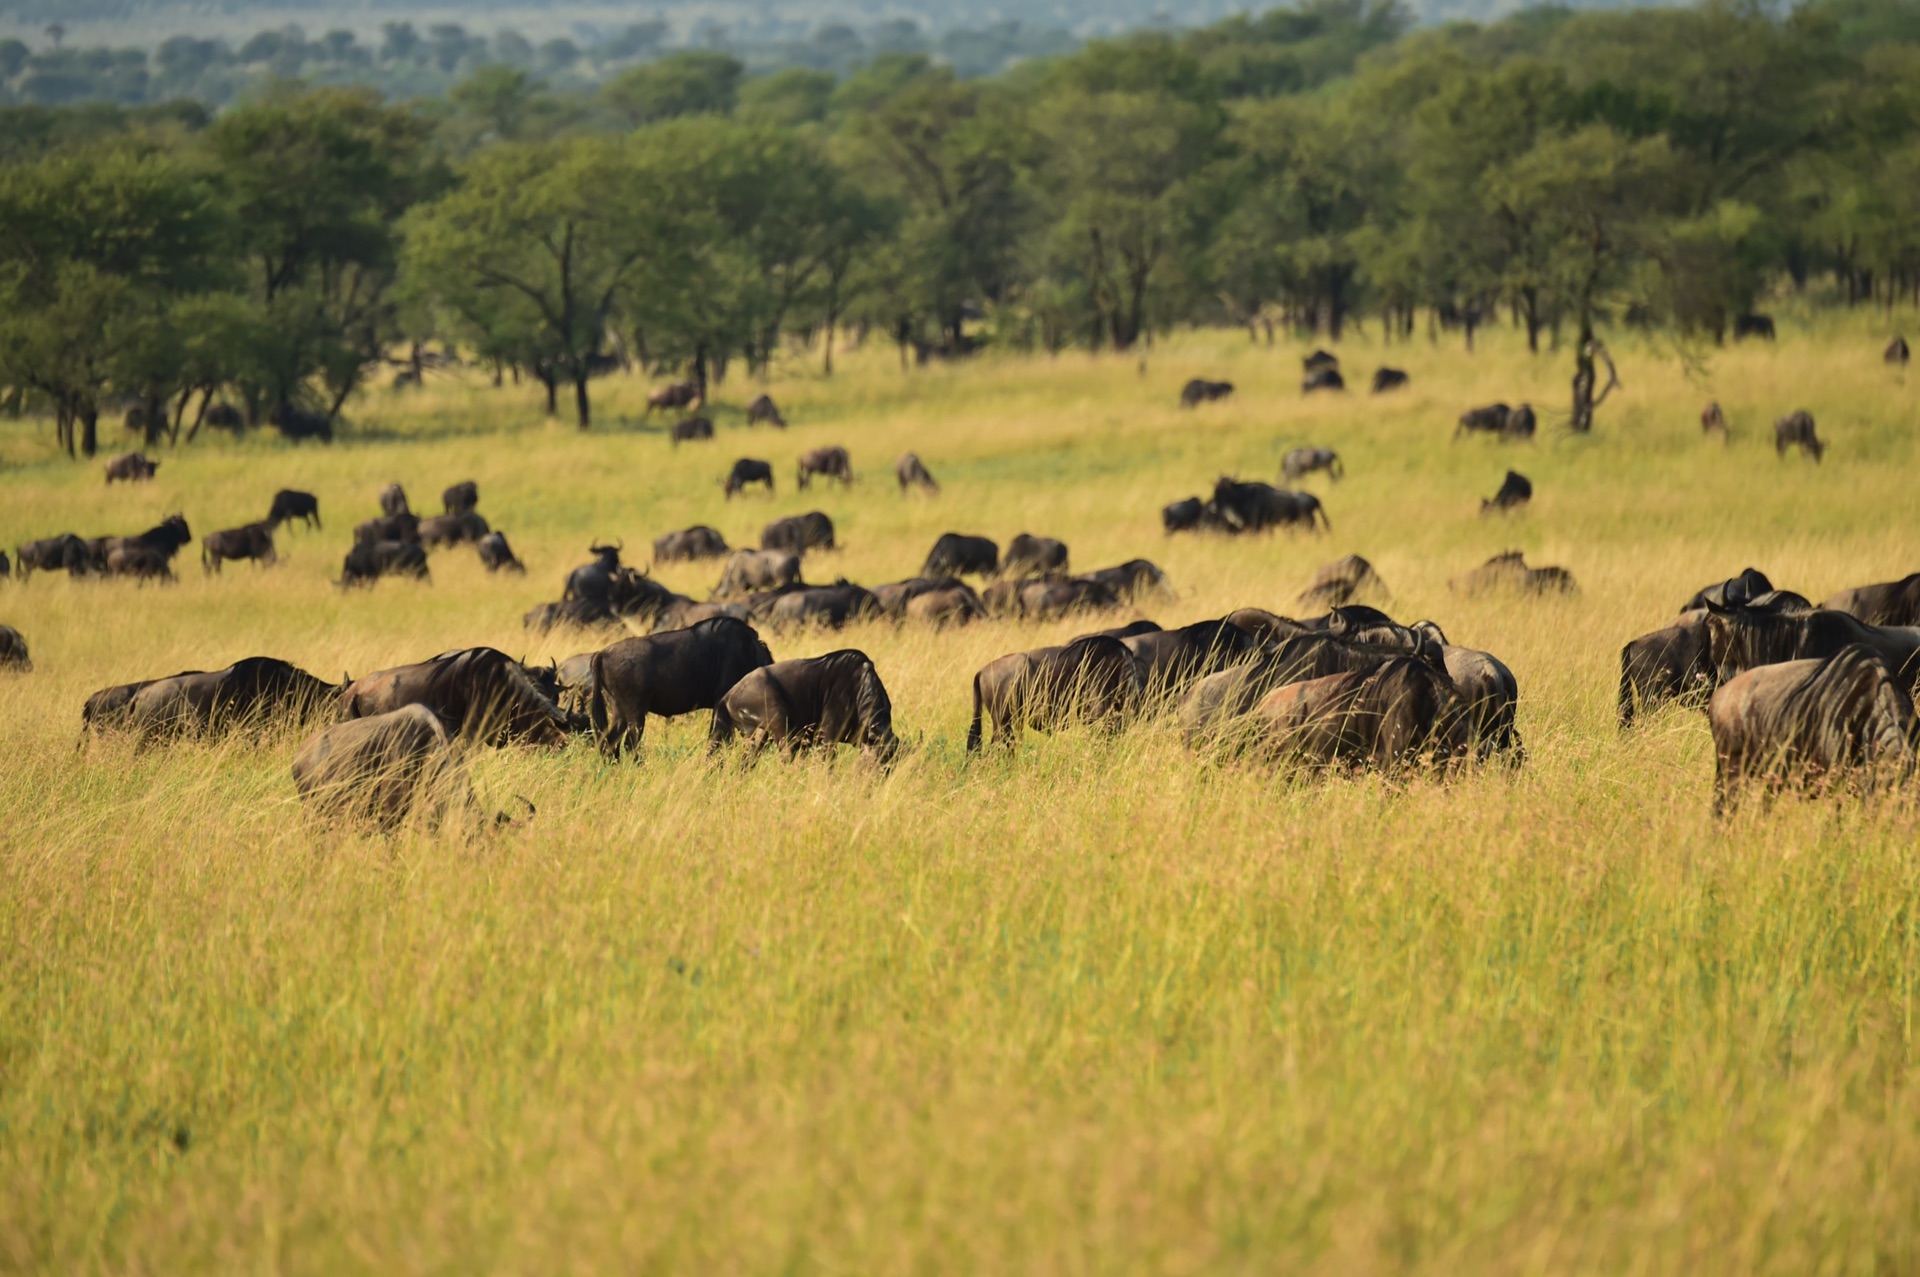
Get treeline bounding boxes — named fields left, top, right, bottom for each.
left=3, top=0, right=1920, bottom=456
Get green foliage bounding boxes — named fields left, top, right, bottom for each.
left=601, top=51, right=743, bottom=127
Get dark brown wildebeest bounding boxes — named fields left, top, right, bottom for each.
left=671, top=415, right=714, bottom=446
left=1162, top=497, right=1204, bottom=534
left=1617, top=611, right=1711, bottom=727
left=1282, top=448, right=1342, bottom=482
left=0, top=550, right=8, bottom=580
left=355, top=513, right=420, bottom=545
left=724, top=458, right=774, bottom=499
left=895, top=452, right=939, bottom=493
left=83, top=678, right=165, bottom=731
left=14, top=533, right=91, bottom=580
left=709, top=650, right=898, bottom=763
left=268, top=489, right=321, bottom=531
left=1705, top=605, right=1920, bottom=695
left=1302, top=367, right=1346, bottom=393
left=1681, top=567, right=1775, bottom=612
left=379, top=483, right=411, bottom=518
left=555, top=651, right=599, bottom=713
left=1180, top=379, right=1234, bottom=408
left=1888, top=335, right=1911, bottom=366
left=341, top=540, right=429, bottom=587
left=968, top=634, right=1142, bottom=750
left=1733, top=312, right=1776, bottom=341
left=524, top=599, right=621, bottom=634
left=564, top=543, right=625, bottom=605
left=1003, top=533, right=1069, bottom=579
left=1450, top=551, right=1576, bottom=597
left=713, top=548, right=802, bottom=598
left=0, top=625, right=28, bottom=672
left=1709, top=645, right=1918, bottom=813
left=1303, top=349, right=1339, bottom=373
left=477, top=531, right=525, bottom=573
left=1408, top=620, right=1522, bottom=760
left=922, top=533, right=998, bottom=578
left=1075, top=620, right=1162, bottom=642
left=874, top=576, right=972, bottom=619
left=982, top=575, right=1121, bottom=622
left=1298, top=555, right=1386, bottom=609
left=203, top=403, right=244, bottom=434
left=1503, top=403, right=1537, bottom=439
left=654, top=525, right=731, bottom=562
left=1456, top=403, right=1510, bottom=438
left=796, top=446, right=852, bottom=489
left=1775, top=410, right=1824, bottom=461
left=1207, top=479, right=1329, bottom=534
left=1221, top=608, right=1313, bottom=645
left=760, top=582, right=881, bottom=631
left=201, top=522, right=278, bottom=573
left=1371, top=367, right=1409, bottom=393
left=1123, top=619, right=1264, bottom=703
left=1179, top=635, right=1421, bottom=747
left=1482, top=470, right=1532, bottom=514
left=419, top=511, right=490, bottom=547
left=89, top=515, right=193, bottom=579
left=1077, top=559, right=1171, bottom=601
left=1822, top=574, right=1920, bottom=627
left=442, top=480, right=479, bottom=515
left=1701, top=402, right=1729, bottom=440
left=104, top=452, right=159, bottom=484
left=588, top=616, right=774, bottom=757
left=653, top=598, right=750, bottom=632
left=269, top=403, right=332, bottom=442
left=291, top=705, right=470, bottom=832
left=342, top=647, right=579, bottom=747
left=763, top=511, right=835, bottom=556
left=1252, top=657, right=1467, bottom=771
left=905, top=583, right=985, bottom=627
left=746, top=394, right=787, bottom=427
left=119, top=657, right=343, bottom=740
left=646, top=380, right=701, bottom=416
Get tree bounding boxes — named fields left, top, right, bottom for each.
left=601, top=52, right=743, bottom=127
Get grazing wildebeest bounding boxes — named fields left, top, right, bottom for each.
left=1733, top=312, right=1776, bottom=341
left=646, top=380, right=700, bottom=416
left=797, top=446, right=852, bottom=489
left=564, top=544, right=625, bottom=605
left=1409, top=621, right=1522, bottom=760
left=654, top=526, right=731, bottom=562
left=379, top=483, right=411, bottom=518
left=1282, top=448, right=1343, bottom=482
left=1179, top=635, right=1420, bottom=747
left=895, top=452, right=939, bottom=493
left=1456, top=403, right=1511, bottom=438
left=355, top=513, right=420, bottom=545
left=746, top=394, right=787, bottom=427
left=104, top=452, right=159, bottom=484
left=1207, top=479, right=1329, bottom=533
left=83, top=678, right=166, bottom=731
left=1253, top=657, right=1467, bottom=771
left=922, top=533, right=999, bottom=578
left=1077, top=559, right=1170, bottom=601
left=419, top=512, right=490, bottom=547
left=905, top=582, right=986, bottom=627
left=1705, top=605, right=1920, bottom=695
left=203, top=403, right=244, bottom=433
left=119, top=657, right=342, bottom=739
left=269, top=404, right=332, bottom=442
left=1482, top=470, right=1532, bottom=514
left=671, top=416, right=714, bottom=446
left=1371, top=367, right=1409, bottom=393
left=555, top=651, right=598, bottom=713
left=1701, top=402, right=1729, bottom=440
left=1124, top=619, right=1265, bottom=703
left=291, top=705, right=470, bottom=831
left=524, top=599, right=621, bottom=634
left=1617, top=611, right=1712, bottom=727
left=714, top=549, right=803, bottom=598
left=1302, top=368, right=1346, bottom=393
left=268, top=489, right=321, bottom=531
left=1162, top=497, right=1204, bottom=534
left=1003, top=533, right=1069, bottom=579
left=1221, top=608, right=1314, bottom=644
left=90, top=515, right=193, bottom=576
left=1709, top=646, right=1917, bottom=813
left=709, top=650, right=899, bottom=763
left=874, top=576, right=972, bottom=618
left=477, top=531, right=525, bottom=573
left=1504, top=403, right=1537, bottom=438
left=442, top=481, right=479, bottom=515
left=724, top=458, right=774, bottom=499
left=201, top=522, right=278, bottom=573
left=762, top=511, right=836, bottom=556
left=1303, top=350, right=1339, bottom=373
left=1888, top=335, right=1911, bottom=366
left=1179, top=379, right=1234, bottom=408
left=342, top=647, right=578, bottom=747
left=1682, top=567, right=1777, bottom=612
left=588, top=616, right=774, bottom=757
left=982, top=575, right=1122, bottom=622
left=653, top=598, right=750, bottom=632
left=1822, top=574, right=1920, bottom=627
left=968, top=634, right=1142, bottom=750
left=14, top=534, right=91, bottom=580
left=0, top=625, right=28, bottom=672
left=1298, top=555, right=1386, bottom=609
left=0, top=550, right=9, bottom=580
left=1775, top=410, right=1824, bottom=461
left=341, top=540, right=429, bottom=586
left=760, top=582, right=882, bottom=631
left=1450, top=551, right=1576, bottom=597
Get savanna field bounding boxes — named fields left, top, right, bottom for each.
left=3, top=315, right=1919, bottom=1272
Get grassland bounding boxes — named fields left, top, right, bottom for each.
left=2, top=312, right=1918, bottom=1273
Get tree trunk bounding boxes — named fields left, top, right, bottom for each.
left=692, top=344, right=710, bottom=403
left=80, top=404, right=99, bottom=458
left=1522, top=287, right=1541, bottom=354
left=573, top=373, right=591, bottom=429
left=823, top=318, right=837, bottom=377
left=537, top=368, right=557, bottom=416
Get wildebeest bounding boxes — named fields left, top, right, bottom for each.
left=724, top=458, right=774, bottom=499
left=477, top=531, right=525, bottom=573
left=1282, top=448, right=1343, bottom=482
left=1253, top=657, right=1467, bottom=771
left=1618, top=611, right=1712, bottom=727
left=1179, top=634, right=1423, bottom=747
left=564, top=543, right=626, bottom=605
left=1456, top=403, right=1510, bottom=438
left=1504, top=404, right=1537, bottom=438
left=1775, top=410, right=1824, bottom=461
left=419, top=511, right=490, bottom=547
left=1705, top=605, right=1920, bottom=695
left=291, top=704, right=470, bottom=831
left=1482, top=470, right=1532, bottom=514
left=1302, top=368, right=1346, bottom=393
left=1077, top=559, right=1170, bottom=601
left=646, top=381, right=700, bottom=415
left=1180, top=379, right=1234, bottom=408
left=1409, top=621, right=1522, bottom=760
left=1303, top=349, right=1340, bottom=373
left=982, top=574, right=1122, bottom=622
left=588, top=616, right=774, bottom=757
left=0, top=625, right=28, bottom=672
left=355, top=513, right=420, bottom=545
left=1003, top=533, right=1069, bottom=579
left=83, top=678, right=166, bottom=731
left=1682, top=567, right=1777, bottom=612
left=874, top=576, right=966, bottom=619
left=1701, top=402, right=1729, bottom=440
left=654, top=526, right=731, bottom=562
left=203, top=403, right=244, bottom=434
left=762, top=511, right=836, bottom=556
left=341, top=539, right=429, bottom=586
left=671, top=416, right=714, bottom=446
left=1733, top=312, right=1776, bottom=341
left=117, top=657, right=342, bottom=739
left=922, top=533, right=999, bottom=578
left=797, top=446, right=853, bottom=489
left=1451, top=551, right=1576, bottom=597
left=1371, top=367, right=1410, bottom=393
left=442, top=481, right=479, bottom=515
left=268, top=489, right=321, bottom=531
left=1888, top=335, right=1911, bottom=366
left=1298, top=555, right=1386, bottom=609
left=968, top=634, right=1141, bottom=750
left=757, top=582, right=882, bottom=631
left=1124, top=619, right=1264, bottom=703
left=14, top=533, right=91, bottom=580
left=1162, top=497, right=1204, bottom=534
left=714, top=548, right=803, bottom=598
left=1708, top=646, right=1917, bottom=813
left=379, top=483, right=411, bottom=518
left=905, top=582, right=986, bottom=627
left=0, top=550, right=8, bottom=580
left=746, top=394, right=787, bottom=427
left=896, top=452, right=939, bottom=493
left=342, top=647, right=578, bottom=747
left=201, top=522, right=278, bottom=573
left=709, top=650, right=898, bottom=762
left=1822, top=574, right=1920, bottom=627
left=89, top=515, right=193, bottom=578
left=1207, top=479, right=1329, bottom=534
left=104, top=452, right=159, bottom=484
left=269, top=404, right=333, bottom=442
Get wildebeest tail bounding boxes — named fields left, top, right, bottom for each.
left=587, top=652, right=611, bottom=743
left=966, top=671, right=985, bottom=752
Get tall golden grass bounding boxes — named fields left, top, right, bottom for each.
left=2, top=311, right=1918, bottom=1272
